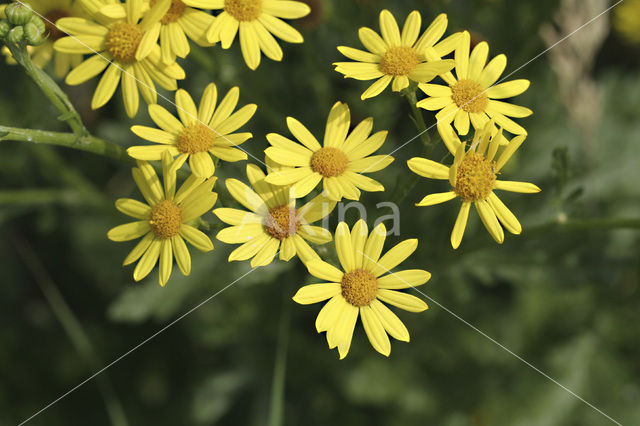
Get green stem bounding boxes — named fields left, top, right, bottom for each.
left=0, top=189, right=99, bottom=206
left=526, top=217, right=640, bottom=235
left=0, top=125, right=132, bottom=163
left=267, top=275, right=292, bottom=426
left=7, top=43, right=86, bottom=136
left=13, top=236, right=128, bottom=426
left=392, top=89, right=438, bottom=204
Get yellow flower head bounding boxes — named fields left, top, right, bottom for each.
left=1, top=0, right=85, bottom=78
left=144, top=0, right=216, bottom=64
left=54, top=0, right=186, bottom=117
left=214, top=162, right=337, bottom=267
left=293, top=220, right=430, bottom=359
left=264, top=101, right=393, bottom=201
left=407, top=121, right=541, bottom=249
left=182, top=0, right=311, bottom=70
left=334, top=10, right=459, bottom=100
left=614, top=0, right=640, bottom=44
left=128, top=83, right=256, bottom=178
left=417, top=31, right=532, bottom=136
left=108, top=152, right=218, bottom=286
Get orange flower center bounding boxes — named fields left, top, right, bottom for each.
left=225, top=0, right=262, bottom=21
left=311, top=147, right=349, bottom=177
left=264, top=205, right=299, bottom=239
left=44, top=9, right=70, bottom=41
left=149, top=200, right=183, bottom=239
left=177, top=123, right=216, bottom=154
left=105, top=22, right=144, bottom=64
left=341, top=269, right=378, bottom=307
left=151, top=0, right=186, bottom=24
left=379, top=46, right=421, bottom=76
left=454, top=151, right=496, bottom=201
left=451, top=79, right=488, bottom=113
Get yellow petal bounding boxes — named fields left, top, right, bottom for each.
left=377, top=270, right=431, bottom=289
left=377, top=289, right=428, bottom=312
left=360, top=305, right=391, bottom=356
left=293, top=283, right=341, bottom=305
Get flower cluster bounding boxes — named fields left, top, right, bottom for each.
left=1, top=3, right=541, bottom=359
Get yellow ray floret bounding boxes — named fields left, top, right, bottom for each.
left=127, top=83, right=256, bottom=178
left=54, top=0, right=186, bottom=118
left=407, top=121, right=541, bottom=249
left=182, top=0, right=310, bottom=70
left=417, top=31, right=532, bottom=136
left=264, top=101, right=394, bottom=201
left=334, top=10, right=460, bottom=100
left=214, top=161, right=337, bottom=267
left=293, top=220, right=431, bottom=359
left=108, top=152, right=217, bottom=286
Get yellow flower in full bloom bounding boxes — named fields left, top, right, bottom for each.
left=182, top=0, right=310, bottom=69
left=1, top=0, right=85, bottom=78
left=144, top=0, right=216, bottom=64
left=108, top=152, right=218, bottom=286
left=214, top=162, right=336, bottom=267
left=127, top=83, right=256, bottom=178
left=407, top=121, right=541, bottom=249
left=293, top=220, right=430, bottom=359
left=417, top=31, right=532, bottom=136
left=264, top=101, right=393, bottom=201
left=334, top=10, right=459, bottom=100
left=54, top=0, right=186, bottom=117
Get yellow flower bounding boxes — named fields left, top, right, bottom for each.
left=1, top=0, right=85, bottom=78
left=417, top=31, right=532, bottom=136
left=614, top=0, right=640, bottom=44
left=108, top=152, right=218, bottom=286
left=182, top=0, right=311, bottom=70
left=127, top=83, right=256, bottom=178
left=293, top=220, right=430, bottom=359
left=214, top=162, right=336, bottom=267
left=264, top=101, right=393, bottom=201
left=334, top=10, right=459, bottom=100
left=54, top=0, right=186, bottom=118
left=407, top=121, right=541, bottom=249
left=144, top=0, right=216, bottom=64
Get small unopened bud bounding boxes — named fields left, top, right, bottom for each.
left=5, top=3, right=33, bottom=26
left=6, top=25, right=24, bottom=44
left=24, top=17, right=46, bottom=45
left=0, top=21, right=11, bottom=39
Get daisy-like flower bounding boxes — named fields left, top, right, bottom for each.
left=127, top=83, right=256, bottom=178
left=108, top=152, right=217, bottom=286
left=1, top=0, right=85, bottom=78
left=417, top=31, right=532, bottom=136
left=54, top=0, right=186, bottom=117
left=182, top=0, right=311, bottom=70
left=293, top=220, right=430, bottom=359
left=214, top=162, right=336, bottom=267
left=334, top=10, right=459, bottom=100
left=407, top=121, right=541, bottom=249
left=264, top=101, right=393, bottom=201
left=145, top=0, right=216, bottom=64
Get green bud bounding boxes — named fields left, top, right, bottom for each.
left=24, top=20, right=45, bottom=45
left=7, top=25, right=24, bottom=45
left=5, top=3, right=33, bottom=26
left=0, top=20, right=10, bottom=40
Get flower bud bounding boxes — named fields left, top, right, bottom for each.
left=24, top=17, right=46, bottom=45
left=6, top=25, right=24, bottom=44
left=5, top=3, right=33, bottom=26
left=0, top=21, right=10, bottom=40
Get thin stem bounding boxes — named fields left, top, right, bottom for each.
left=13, top=235, right=129, bottom=426
left=0, top=125, right=132, bottom=163
left=267, top=271, right=292, bottom=426
left=0, top=189, right=100, bottom=206
left=526, top=217, right=640, bottom=235
left=392, top=88, right=438, bottom=204
left=7, top=43, right=86, bottom=136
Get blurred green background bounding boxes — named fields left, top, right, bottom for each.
left=1, top=0, right=639, bottom=425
